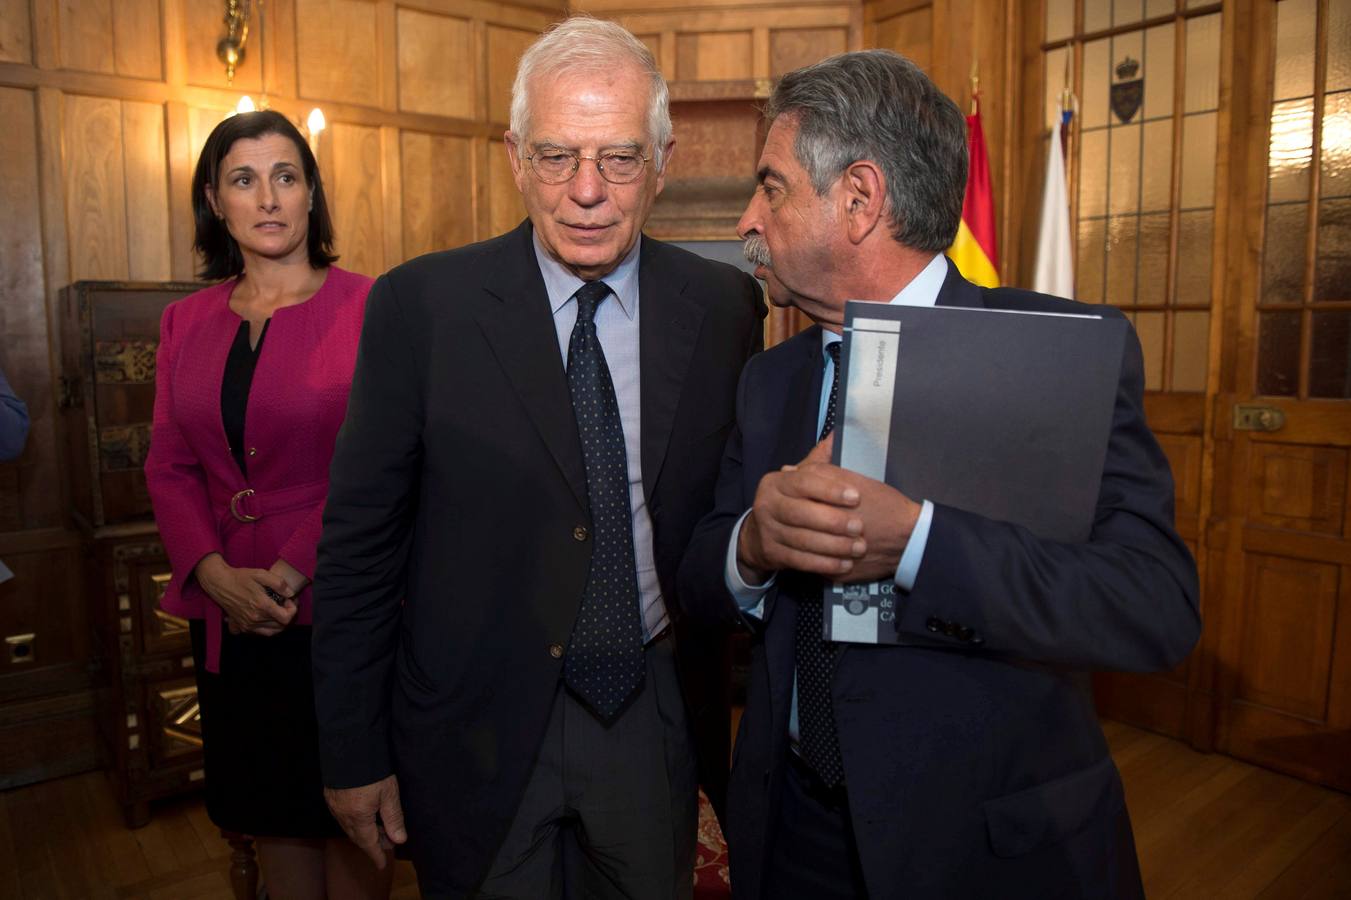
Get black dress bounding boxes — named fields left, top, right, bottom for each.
left=188, top=318, right=342, bottom=838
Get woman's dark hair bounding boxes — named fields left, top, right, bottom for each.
left=191, top=109, right=338, bottom=280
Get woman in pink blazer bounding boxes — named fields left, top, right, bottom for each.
left=145, top=110, right=389, bottom=899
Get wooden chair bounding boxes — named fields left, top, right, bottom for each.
left=221, top=830, right=260, bottom=899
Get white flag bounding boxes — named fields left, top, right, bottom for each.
left=1034, top=110, right=1075, bottom=299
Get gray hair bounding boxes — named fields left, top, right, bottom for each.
left=765, top=50, right=967, bottom=252
left=510, top=16, right=672, bottom=171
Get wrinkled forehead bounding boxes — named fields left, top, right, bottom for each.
left=520, top=65, right=653, bottom=142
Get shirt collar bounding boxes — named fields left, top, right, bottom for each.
left=821, top=252, right=947, bottom=352
left=533, top=231, right=641, bottom=320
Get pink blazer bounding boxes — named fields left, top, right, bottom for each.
left=145, top=267, right=372, bottom=673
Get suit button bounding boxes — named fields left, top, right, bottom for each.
left=548, top=643, right=564, bottom=659
left=926, top=617, right=942, bottom=633
left=248, top=447, right=257, bottom=457
left=573, top=526, right=588, bottom=542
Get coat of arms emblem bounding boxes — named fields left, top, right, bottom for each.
left=1111, top=56, right=1143, bottom=124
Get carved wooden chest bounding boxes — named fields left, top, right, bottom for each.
left=58, top=281, right=203, bottom=528
left=58, top=281, right=209, bottom=826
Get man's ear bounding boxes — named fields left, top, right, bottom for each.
left=653, top=138, right=676, bottom=196
left=841, top=159, right=886, bottom=245
left=504, top=131, right=528, bottom=193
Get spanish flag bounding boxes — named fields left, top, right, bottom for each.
left=947, top=96, right=1000, bottom=288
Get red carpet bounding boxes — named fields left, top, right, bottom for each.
left=694, top=790, right=731, bottom=897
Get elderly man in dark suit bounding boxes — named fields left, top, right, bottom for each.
left=677, top=50, right=1200, bottom=899
left=312, top=17, right=764, bottom=900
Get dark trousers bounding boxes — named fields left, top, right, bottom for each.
left=764, top=754, right=870, bottom=900
left=475, top=635, right=698, bottom=900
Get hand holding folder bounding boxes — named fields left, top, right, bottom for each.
left=824, top=301, right=1128, bottom=645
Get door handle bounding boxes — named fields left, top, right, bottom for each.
left=1233, top=403, right=1286, bottom=432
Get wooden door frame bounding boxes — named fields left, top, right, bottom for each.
left=1007, top=0, right=1267, bottom=753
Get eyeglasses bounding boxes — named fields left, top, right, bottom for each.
left=524, top=149, right=651, bottom=185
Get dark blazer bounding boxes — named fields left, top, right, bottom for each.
left=676, top=262, right=1200, bottom=900
left=313, top=221, right=764, bottom=896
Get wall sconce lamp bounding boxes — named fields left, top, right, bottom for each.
left=217, top=0, right=252, bottom=84
left=306, top=108, right=327, bottom=161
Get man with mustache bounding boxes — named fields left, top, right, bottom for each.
left=678, top=50, right=1199, bottom=899
left=312, top=17, right=764, bottom=899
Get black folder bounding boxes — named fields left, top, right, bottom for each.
left=823, top=300, right=1128, bottom=644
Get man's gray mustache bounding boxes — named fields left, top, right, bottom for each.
left=742, top=236, right=772, bottom=268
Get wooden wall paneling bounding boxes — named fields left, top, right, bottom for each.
left=112, top=0, right=163, bottom=81
left=380, top=125, right=403, bottom=271
left=0, top=0, right=33, bottom=64
left=0, top=87, right=59, bottom=532
left=0, top=539, right=88, bottom=687
left=64, top=94, right=130, bottom=281
left=294, top=0, right=380, bottom=108
left=160, top=0, right=185, bottom=89
left=400, top=130, right=475, bottom=258
left=675, top=32, right=753, bottom=82
left=769, top=27, right=849, bottom=77
left=634, top=32, right=661, bottom=75
left=659, top=32, right=677, bottom=82
left=376, top=0, right=398, bottom=112
left=326, top=121, right=385, bottom=276
left=752, top=27, right=770, bottom=80
left=186, top=105, right=230, bottom=174
left=35, top=87, right=70, bottom=527
left=871, top=8, right=932, bottom=73
left=487, top=139, right=524, bottom=238
left=31, top=0, right=60, bottom=70
left=650, top=99, right=759, bottom=240
left=266, top=0, right=299, bottom=101
left=473, top=19, right=489, bottom=125
left=180, top=0, right=262, bottom=92
left=396, top=7, right=476, bottom=119
left=120, top=101, right=171, bottom=281
left=487, top=24, right=536, bottom=126
left=58, top=0, right=115, bottom=75
left=163, top=102, right=196, bottom=280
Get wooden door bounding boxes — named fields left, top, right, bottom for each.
left=1019, top=1, right=1228, bottom=742
left=1207, top=0, right=1351, bottom=791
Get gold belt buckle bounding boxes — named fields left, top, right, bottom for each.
left=230, top=488, right=259, bottom=523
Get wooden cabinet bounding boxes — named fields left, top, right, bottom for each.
left=86, top=524, right=204, bottom=826
left=58, top=281, right=207, bottom=826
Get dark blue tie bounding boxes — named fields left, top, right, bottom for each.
left=562, top=281, right=645, bottom=722
left=796, top=340, right=845, bottom=786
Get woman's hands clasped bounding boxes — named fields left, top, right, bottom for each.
left=194, top=552, right=298, bottom=636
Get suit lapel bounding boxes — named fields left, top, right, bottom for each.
left=638, top=239, right=704, bottom=501
left=476, top=223, right=588, bottom=512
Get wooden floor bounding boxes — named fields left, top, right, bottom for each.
left=0, top=721, right=1347, bottom=898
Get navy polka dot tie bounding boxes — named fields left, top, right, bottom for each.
left=796, top=340, right=845, bottom=786
left=562, top=281, right=646, bottom=722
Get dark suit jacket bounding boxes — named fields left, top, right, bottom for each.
left=677, top=262, right=1200, bottom=899
left=313, top=221, right=764, bottom=896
